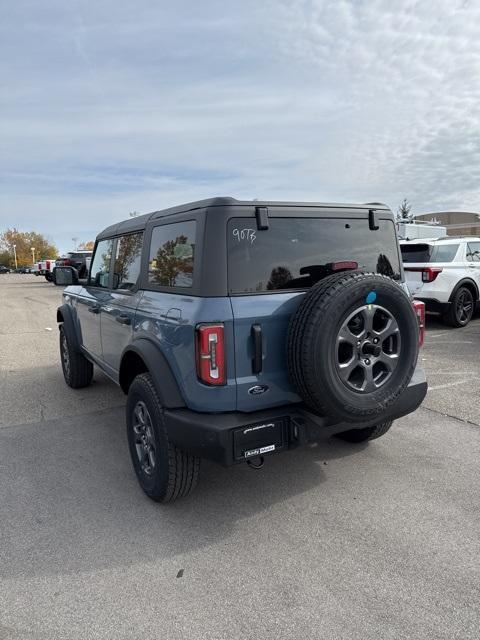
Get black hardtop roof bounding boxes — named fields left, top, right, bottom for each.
left=96, top=197, right=390, bottom=240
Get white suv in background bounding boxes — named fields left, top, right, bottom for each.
left=400, top=237, right=480, bottom=327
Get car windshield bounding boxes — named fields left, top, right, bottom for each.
left=227, top=216, right=401, bottom=294
left=401, top=243, right=459, bottom=263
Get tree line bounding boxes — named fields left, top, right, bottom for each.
left=0, top=229, right=94, bottom=267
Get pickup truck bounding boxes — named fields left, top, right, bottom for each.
left=33, top=259, right=57, bottom=281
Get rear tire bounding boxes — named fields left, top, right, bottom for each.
left=59, top=325, right=93, bottom=388
left=126, top=373, right=200, bottom=503
left=335, top=420, right=393, bottom=443
left=443, top=286, right=474, bottom=327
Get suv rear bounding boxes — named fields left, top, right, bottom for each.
left=401, top=237, right=480, bottom=326
left=56, top=198, right=427, bottom=502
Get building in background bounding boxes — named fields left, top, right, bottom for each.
left=415, top=211, right=480, bottom=236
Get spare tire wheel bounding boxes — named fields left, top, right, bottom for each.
left=287, top=272, right=419, bottom=422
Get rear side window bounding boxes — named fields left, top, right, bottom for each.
left=227, top=217, right=401, bottom=294
left=89, top=239, right=113, bottom=288
left=148, top=221, right=196, bottom=288
left=114, top=232, right=143, bottom=290
left=401, top=243, right=459, bottom=263
left=432, top=244, right=459, bottom=262
left=466, top=242, right=480, bottom=262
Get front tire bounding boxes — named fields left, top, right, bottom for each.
left=443, top=286, right=474, bottom=327
left=59, top=325, right=93, bottom=388
left=126, top=373, right=200, bottom=503
left=335, top=420, right=393, bottom=443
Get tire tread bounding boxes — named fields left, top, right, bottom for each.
left=128, top=373, right=200, bottom=503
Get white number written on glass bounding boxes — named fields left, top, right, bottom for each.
left=233, top=228, right=256, bottom=244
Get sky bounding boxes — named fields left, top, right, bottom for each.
left=1, top=0, right=480, bottom=254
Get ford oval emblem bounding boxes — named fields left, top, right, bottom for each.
left=248, top=385, right=269, bottom=396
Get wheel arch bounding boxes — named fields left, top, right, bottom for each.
left=448, top=278, right=479, bottom=303
left=119, top=340, right=185, bottom=408
left=57, top=304, right=81, bottom=351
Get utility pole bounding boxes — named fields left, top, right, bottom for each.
left=13, top=244, right=17, bottom=270
left=72, top=237, right=78, bottom=250
left=31, top=247, right=36, bottom=264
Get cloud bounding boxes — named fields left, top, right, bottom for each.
left=1, top=0, right=480, bottom=251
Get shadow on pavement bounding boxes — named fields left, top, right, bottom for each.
left=0, top=405, right=366, bottom=580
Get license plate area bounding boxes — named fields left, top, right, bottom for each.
left=233, top=418, right=287, bottom=461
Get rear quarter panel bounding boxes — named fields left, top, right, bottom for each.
left=134, top=292, right=236, bottom=412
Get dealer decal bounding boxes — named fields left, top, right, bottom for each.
left=244, top=444, right=276, bottom=458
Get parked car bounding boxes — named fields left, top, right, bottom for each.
left=0, top=265, right=11, bottom=274
left=401, top=236, right=480, bottom=327
left=14, top=267, right=32, bottom=274
left=56, top=251, right=92, bottom=279
left=56, top=197, right=427, bottom=502
left=32, top=259, right=56, bottom=281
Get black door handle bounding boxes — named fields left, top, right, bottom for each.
left=251, top=324, right=262, bottom=374
left=116, top=314, right=131, bottom=325
left=88, top=306, right=101, bottom=314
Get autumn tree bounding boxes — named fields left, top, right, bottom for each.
left=78, top=241, right=95, bottom=250
left=150, top=235, right=193, bottom=286
left=0, top=229, right=58, bottom=266
left=0, top=250, right=13, bottom=267
left=114, top=233, right=143, bottom=287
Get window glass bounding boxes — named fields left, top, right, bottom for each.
left=113, top=232, right=143, bottom=290
left=227, top=217, right=401, bottom=294
left=89, top=239, right=113, bottom=288
left=148, top=221, right=196, bottom=287
left=401, top=244, right=433, bottom=263
left=401, top=243, right=459, bottom=263
left=432, top=244, right=459, bottom=262
left=467, top=243, right=480, bottom=262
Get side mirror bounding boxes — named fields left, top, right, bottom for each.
left=52, top=266, right=79, bottom=286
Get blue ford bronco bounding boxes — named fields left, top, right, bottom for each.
left=56, top=198, right=427, bottom=502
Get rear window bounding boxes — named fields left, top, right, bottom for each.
left=227, top=217, right=401, bottom=294
left=401, top=243, right=459, bottom=263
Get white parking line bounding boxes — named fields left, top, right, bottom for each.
left=428, top=380, right=470, bottom=391
left=430, top=371, right=477, bottom=375
left=427, top=340, right=473, bottom=344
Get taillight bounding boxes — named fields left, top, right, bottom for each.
left=196, top=324, right=226, bottom=385
left=330, top=261, right=358, bottom=271
left=422, top=267, right=442, bottom=283
left=413, top=300, right=425, bottom=347
left=46, top=261, right=51, bottom=270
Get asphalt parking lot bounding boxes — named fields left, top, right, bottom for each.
left=0, top=274, right=479, bottom=640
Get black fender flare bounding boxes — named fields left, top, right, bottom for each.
left=56, top=304, right=82, bottom=351
left=119, top=339, right=185, bottom=408
left=449, top=278, right=479, bottom=303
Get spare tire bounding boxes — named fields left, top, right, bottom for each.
left=287, top=271, right=419, bottom=422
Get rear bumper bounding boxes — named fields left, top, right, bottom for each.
left=413, top=297, right=450, bottom=314
left=165, top=367, right=428, bottom=466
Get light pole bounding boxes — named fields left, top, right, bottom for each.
left=72, top=237, right=78, bottom=250
left=31, top=247, right=35, bottom=264
left=13, top=244, right=17, bottom=270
